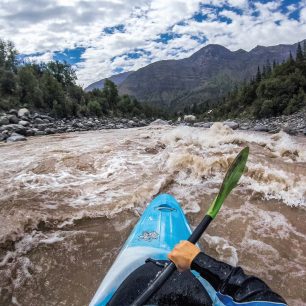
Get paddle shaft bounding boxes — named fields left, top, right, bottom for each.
left=131, top=215, right=212, bottom=306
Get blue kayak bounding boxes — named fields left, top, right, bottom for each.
left=89, top=194, right=222, bottom=306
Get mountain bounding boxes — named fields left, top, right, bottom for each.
left=85, top=71, right=134, bottom=91
left=86, top=41, right=302, bottom=110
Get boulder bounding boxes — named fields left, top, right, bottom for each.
left=150, top=119, right=169, bottom=126
left=283, top=127, right=298, bottom=136
left=223, top=121, right=239, bottom=130
left=8, top=114, right=19, bottom=124
left=45, top=128, right=56, bottom=134
left=254, top=125, right=270, bottom=132
left=0, top=134, right=6, bottom=142
left=25, top=129, right=35, bottom=136
left=303, top=128, right=306, bottom=136
left=128, top=120, right=136, bottom=126
left=139, top=120, right=147, bottom=126
left=240, top=124, right=250, bottom=130
left=8, top=109, right=18, bottom=116
left=34, top=117, right=45, bottom=124
left=19, top=120, right=30, bottom=127
left=40, top=115, right=54, bottom=122
left=18, top=108, right=30, bottom=117
left=6, top=132, right=27, bottom=142
left=0, top=116, right=9, bottom=126
left=194, top=122, right=212, bottom=128
left=34, top=131, right=46, bottom=136
left=184, top=115, right=196, bottom=122
left=0, top=124, right=27, bottom=135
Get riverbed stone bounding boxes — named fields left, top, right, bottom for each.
left=0, top=124, right=27, bottom=135
left=6, top=132, right=27, bottom=142
left=34, top=131, right=46, bottom=136
left=7, top=114, right=19, bottom=124
left=0, top=116, right=9, bottom=126
left=19, top=120, right=30, bottom=127
left=8, top=109, right=18, bottom=116
left=254, top=125, right=269, bottom=132
left=150, top=119, right=169, bottom=126
left=18, top=108, right=30, bottom=117
left=223, top=121, right=239, bottom=130
left=34, top=117, right=45, bottom=124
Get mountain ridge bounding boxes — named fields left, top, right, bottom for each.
left=86, top=40, right=304, bottom=110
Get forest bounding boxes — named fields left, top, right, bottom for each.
left=0, top=39, right=164, bottom=119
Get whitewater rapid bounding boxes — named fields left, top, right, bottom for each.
left=0, top=123, right=305, bottom=305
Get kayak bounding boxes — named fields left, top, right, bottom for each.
left=89, top=194, right=221, bottom=306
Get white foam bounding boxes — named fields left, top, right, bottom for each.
left=204, top=234, right=239, bottom=266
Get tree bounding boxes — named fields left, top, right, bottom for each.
left=296, top=42, right=303, bottom=63
left=47, top=61, right=77, bottom=86
left=256, top=66, right=261, bottom=83
left=88, top=100, right=102, bottom=116
left=103, top=79, right=118, bottom=111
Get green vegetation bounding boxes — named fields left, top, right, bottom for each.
left=0, top=39, right=165, bottom=118
left=185, top=42, right=306, bottom=120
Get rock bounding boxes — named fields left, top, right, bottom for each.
left=45, top=128, right=56, bottom=134
left=303, top=128, right=306, bottom=136
left=8, top=109, right=18, bottom=116
left=0, top=134, right=6, bottom=142
left=85, top=121, right=95, bottom=128
left=72, top=122, right=84, bottom=129
left=6, top=132, right=27, bottom=142
left=194, top=122, right=212, bottom=128
left=25, top=129, right=35, bottom=136
left=268, top=128, right=281, bottom=134
left=18, top=108, right=30, bottom=117
left=128, top=120, right=135, bottom=127
left=0, top=124, right=27, bottom=135
left=7, top=114, right=19, bottom=124
left=0, top=116, right=9, bottom=126
left=283, top=127, right=298, bottom=135
left=34, top=117, right=45, bottom=124
left=254, top=125, right=269, bottom=132
left=184, top=115, right=196, bottom=122
left=34, top=131, right=46, bottom=136
left=139, top=120, right=147, bottom=126
left=223, top=121, right=239, bottom=130
left=240, top=124, right=250, bottom=130
left=150, top=119, right=169, bottom=126
left=39, top=115, right=54, bottom=122
left=19, top=120, right=30, bottom=127
left=116, top=124, right=125, bottom=129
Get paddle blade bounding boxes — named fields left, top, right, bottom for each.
left=207, top=147, right=249, bottom=219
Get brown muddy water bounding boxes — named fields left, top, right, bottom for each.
left=0, top=123, right=305, bottom=306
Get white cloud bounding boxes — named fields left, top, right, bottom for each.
left=0, top=0, right=305, bottom=87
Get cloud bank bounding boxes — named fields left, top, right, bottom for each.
left=0, top=0, right=306, bottom=86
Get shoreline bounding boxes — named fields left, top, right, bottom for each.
left=1, top=108, right=305, bottom=143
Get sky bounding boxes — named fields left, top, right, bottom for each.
left=0, top=0, right=306, bottom=87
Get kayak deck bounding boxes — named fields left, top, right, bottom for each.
left=89, top=194, right=221, bottom=306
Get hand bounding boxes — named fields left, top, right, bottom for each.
left=168, top=241, right=201, bottom=272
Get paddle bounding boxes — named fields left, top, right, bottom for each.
left=131, top=146, right=249, bottom=306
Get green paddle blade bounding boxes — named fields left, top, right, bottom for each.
left=207, top=147, right=249, bottom=219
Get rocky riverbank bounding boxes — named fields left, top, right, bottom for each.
left=1, top=108, right=306, bottom=142
left=192, top=109, right=306, bottom=136
left=0, top=108, right=150, bottom=142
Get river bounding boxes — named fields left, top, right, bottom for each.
left=0, top=123, right=305, bottom=306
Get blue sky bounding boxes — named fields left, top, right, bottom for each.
left=0, top=0, right=305, bottom=86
